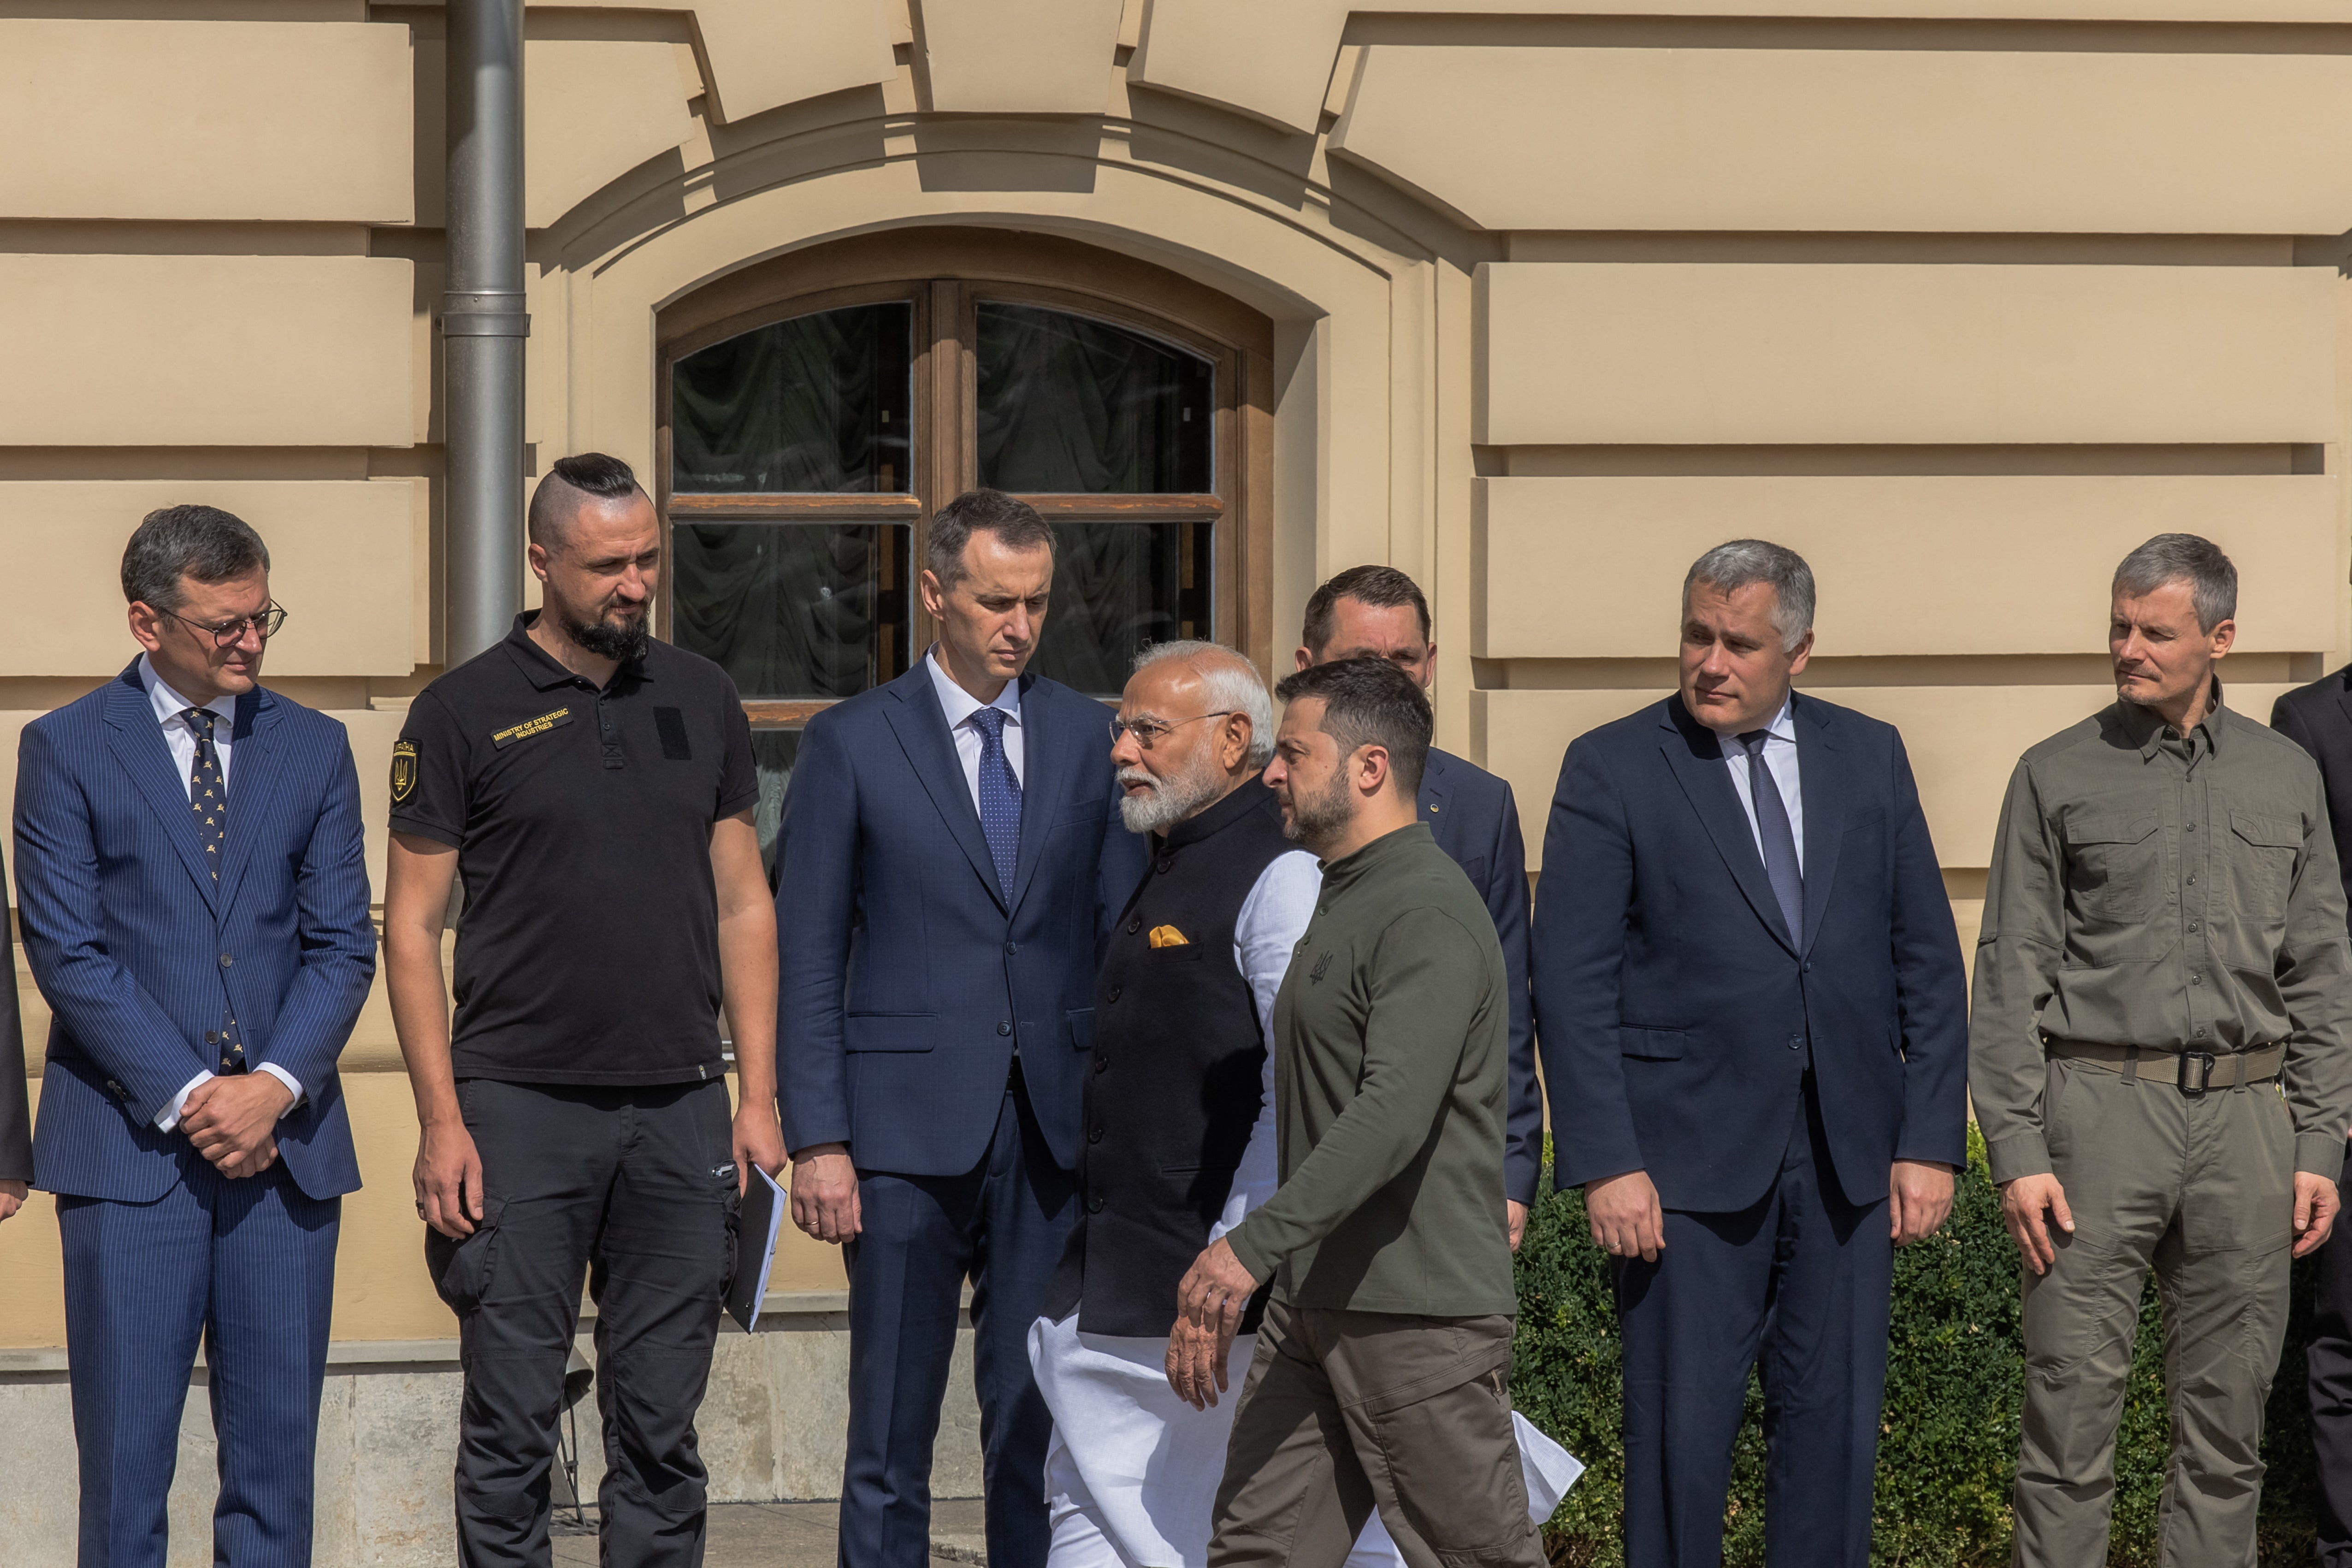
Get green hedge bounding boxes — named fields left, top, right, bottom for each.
left=1510, top=1127, right=2322, bottom=1567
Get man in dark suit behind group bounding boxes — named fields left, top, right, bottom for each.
left=778, top=489, right=1146, bottom=1568
left=16, top=505, right=376, bottom=1566
left=1532, top=540, right=1968, bottom=1568
left=1294, top=566, right=1542, bottom=1246
left=2269, top=671, right=2352, bottom=1568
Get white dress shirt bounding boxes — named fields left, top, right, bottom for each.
left=924, top=645, right=1024, bottom=811
left=138, top=656, right=303, bottom=1130
left=1720, top=692, right=1805, bottom=874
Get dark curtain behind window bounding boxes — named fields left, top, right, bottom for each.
left=671, top=523, right=908, bottom=700
left=672, top=303, right=913, bottom=493
left=976, top=302, right=1211, bottom=494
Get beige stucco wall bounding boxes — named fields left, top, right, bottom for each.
left=0, top=1, right=2346, bottom=1352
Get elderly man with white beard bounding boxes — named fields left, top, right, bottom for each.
left=1027, top=643, right=1577, bottom=1568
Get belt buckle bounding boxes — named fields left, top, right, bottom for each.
left=2177, top=1050, right=2216, bottom=1097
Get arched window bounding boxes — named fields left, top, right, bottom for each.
left=655, top=228, right=1275, bottom=871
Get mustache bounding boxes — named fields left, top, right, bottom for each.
left=1117, top=766, right=1156, bottom=791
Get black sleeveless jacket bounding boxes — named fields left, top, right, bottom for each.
left=1044, top=777, right=1296, bottom=1336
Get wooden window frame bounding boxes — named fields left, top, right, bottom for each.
left=655, top=228, right=1277, bottom=728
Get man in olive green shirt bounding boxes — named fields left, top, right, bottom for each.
left=1974, top=533, right=2352, bottom=1568
left=1170, top=656, right=1541, bottom=1568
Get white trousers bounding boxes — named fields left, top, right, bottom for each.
left=1031, top=1315, right=1582, bottom=1568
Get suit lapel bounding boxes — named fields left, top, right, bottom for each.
left=1656, top=697, right=1796, bottom=955
left=214, top=688, right=291, bottom=914
left=101, top=666, right=219, bottom=909
left=1006, top=674, right=1056, bottom=918
left=883, top=668, right=1009, bottom=913
left=1793, top=693, right=1847, bottom=957
left=1417, top=749, right=1456, bottom=853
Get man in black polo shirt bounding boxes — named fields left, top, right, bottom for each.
left=384, top=452, right=784, bottom=1568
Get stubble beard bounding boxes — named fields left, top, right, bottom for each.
left=1280, top=770, right=1356, bottom=858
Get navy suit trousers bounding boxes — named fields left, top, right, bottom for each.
left=839, top=1071, right=1076, bottom=1568
left=1611, top=1076, right=1892, bottom=1568
left=58, top=1147, right=339, bottom=1568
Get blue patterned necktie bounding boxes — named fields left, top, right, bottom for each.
left=1739, top=729, right=1803, bottom=944
left=969, top=705, right=1022, bottom=901
left=185, top=708, right=227, bottom=880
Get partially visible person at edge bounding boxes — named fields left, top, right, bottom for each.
left=775, top=489, right=1146, bottom=1568
left=1974, top=533, right=2352, bottom=1568
left=17, top=504, right=376, bottom=1567
left=1296, top=566, right=1542, bottom=1251
left=2268, top=659, right=2352, bottom=1568
left=1175, top=657, right=1548, bottom=1568
left=1533, top=539, right=1968, bottom=1568
left=384, top=453, right=783, bottom=1568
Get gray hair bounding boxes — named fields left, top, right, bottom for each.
left=1133, top=640, right=1275, bottom=769
left=1684, top=539, right=1815, bottom=653
left=121, top=504, right=271, bottom=613
left=2113, top=533, right=2236, bottom=633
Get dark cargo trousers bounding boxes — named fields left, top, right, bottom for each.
left=2012, top=1057, right=2297, bottom=1568
left=428, top=1077, right=739, bottom=1568
left=1206, top=1301, right=1546, bottom=1568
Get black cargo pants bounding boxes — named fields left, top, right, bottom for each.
left=428, top=1077, right=739, bottom=1568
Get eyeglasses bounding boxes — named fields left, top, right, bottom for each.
left=1109, top=711, right=1234, bottom=750
left=162, top=603, right=289, bottom=648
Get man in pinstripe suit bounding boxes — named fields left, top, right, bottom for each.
left=15, top=505, right=376, bottom=1568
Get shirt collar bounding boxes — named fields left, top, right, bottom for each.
left=2119, top=676, right=2228, bottom=760
left=138, top=654, right=236, bottom=730
left=1720, top=693, right=1796, bottom=751
left=926, top=645, right=1021, bottom=731
left=503, top=610, right=651, bottom=692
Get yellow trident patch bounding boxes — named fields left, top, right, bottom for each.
left=390, top=740, right=418, bottom=804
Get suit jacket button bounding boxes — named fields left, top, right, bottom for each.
left=1087, top=1194, right=1105, bottom=1214
left=1005, top=941, right=1018, bottom=956
left=1107, top=987, right=1122, bottom=1003
left=1094, top=1054, right=1108, bottom=1075
left=997, top=1020, right=1012, bottom=1036
left=219, top=953, right=233, bottom=968
left=106, top=1080, right=125, bottom=1099
left=1126, top=917, right=1142, bottom=935
left=1088, top=1125, right=1104, bottom=1143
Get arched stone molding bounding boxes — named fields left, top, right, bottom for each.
left=526, top=121, right=1460, bottom=709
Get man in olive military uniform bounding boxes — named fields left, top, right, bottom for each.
left=1973, top=533, right=2352, bottom=1568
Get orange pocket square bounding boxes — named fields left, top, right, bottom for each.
left=1148, top=925, right=1190, bottom=948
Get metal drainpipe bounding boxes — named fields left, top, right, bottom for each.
left=441, top=0, right=530, bottom=667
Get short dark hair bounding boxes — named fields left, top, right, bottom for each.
left=1273, top=655, right=1433, bottom=799
left=927, top=488, right=1056, bottom=589
left=2114, top=533, right=2237, bottom=633
left=121, top=505, right=271, bottom=613
left=1301, top=565, right=1431, bottom=655
left=528, top=452, right=644, bottom=548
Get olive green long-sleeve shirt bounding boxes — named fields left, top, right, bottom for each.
left=1970, top=686, right=2352, bottom=1186
left=1223, top=822, right=1517, bottom=1317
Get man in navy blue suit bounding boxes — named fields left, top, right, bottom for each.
left=1532, top=540, right=1967, bottom=1568
left=1294, top=566, right=1541, bottom=1247
left=16, top=504, right=376, bottom=1568
left=779, top=488, right=1145, bottom=1568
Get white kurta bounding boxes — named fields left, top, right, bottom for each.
left=1028, top=848, right=1582, bottom=1568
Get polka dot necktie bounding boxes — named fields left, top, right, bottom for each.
left=184, top=708, right=226, bottom=880
left=969, top=706, right=1022, bottom=903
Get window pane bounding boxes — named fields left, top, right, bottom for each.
left=975, top=302, right=1212, bottom=494
left=750, top=729, right=801, bottom=886
left=672, top=303, right=913, bottom=493
left=1030, top=521, right=1214, bottom=697
left=670, top=522, right=911, bottom=699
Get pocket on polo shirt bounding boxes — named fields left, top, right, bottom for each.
left=843, top=1014, right=938, bottom=1053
